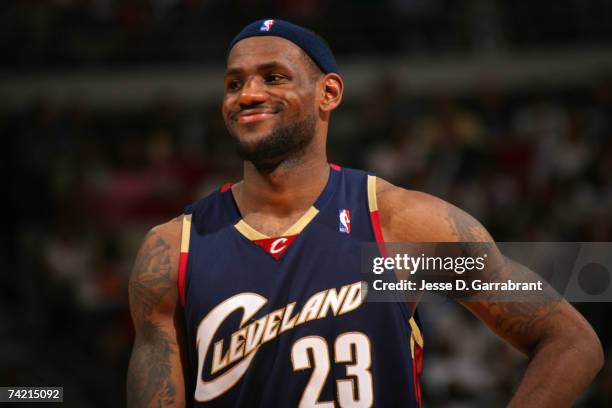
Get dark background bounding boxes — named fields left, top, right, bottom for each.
left=2, top=1, right=612, bottom=406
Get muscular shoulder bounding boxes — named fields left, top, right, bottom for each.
left=128, top=216, right=183, bottom=319
left=140, top=216, right=183, bottom=277
left=148, top=216, right=182, bottom=253
left=376, top=177, right=492, bottom=243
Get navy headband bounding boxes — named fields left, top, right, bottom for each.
left=229, top=19, right=339, bottom=74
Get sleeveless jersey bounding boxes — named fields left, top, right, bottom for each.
left=179, top=165, right=424, bottom=407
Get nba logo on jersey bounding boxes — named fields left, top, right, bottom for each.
left=260, top=19, right=275, bottom=32
left=339, top=209, right=351, bottom=234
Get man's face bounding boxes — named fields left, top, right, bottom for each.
left=223, top=36, right=319, bottom=168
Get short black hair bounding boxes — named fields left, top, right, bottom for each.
left=299, top=48, right=324, bottom=80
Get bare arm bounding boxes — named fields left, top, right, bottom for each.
left=127, top=217, right=187, bottom=408
left=377, top=178, right=603, bottom=408
left=444, top=205, right=603, bottom=407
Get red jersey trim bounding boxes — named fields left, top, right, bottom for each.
left=178, top=214, right=192, bottom=307
left=178, top=252, right=188, bottom=306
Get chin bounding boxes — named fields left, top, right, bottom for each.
left=233, top=123, right=275, bottom=142
left=234, top=130, right=270, bottom=148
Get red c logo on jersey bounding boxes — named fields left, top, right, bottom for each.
left=270, top=237, right=288, bottom=254
left=253, top=235, right=298, bottom=260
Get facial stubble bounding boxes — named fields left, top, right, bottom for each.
left=232, top=114, right=317, bottom=172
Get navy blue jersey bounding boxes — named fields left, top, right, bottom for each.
left=178, top=165, right=424, bottom=407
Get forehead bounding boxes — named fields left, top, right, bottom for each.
left=227, top=36, right=306, bottom=70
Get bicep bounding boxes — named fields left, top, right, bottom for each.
left=127, top=221, right=187, bottom=408
left=379, top=181, right=601, bottom=367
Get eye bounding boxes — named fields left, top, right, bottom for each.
left=264, top=74, right=287, bottom=84
left=226, top=79, right=242, bottom=91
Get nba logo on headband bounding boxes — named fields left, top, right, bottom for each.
left=230, top=18, right=339, bottom=74
left=260, top=19, right=275, bottom=32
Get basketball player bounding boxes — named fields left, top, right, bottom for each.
left=127, top=19, right=603, bottom=407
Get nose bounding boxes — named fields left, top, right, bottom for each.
left=237, top=77, right=267, bottom=107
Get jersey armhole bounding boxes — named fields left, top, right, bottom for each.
left=367, top=174, right=424, bottom=407
left=178, top=213, right=192, bottom=307
left=367, top=175, right=387, bottom=256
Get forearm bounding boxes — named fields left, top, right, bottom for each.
left=127, top=325, right=186, bottom=408
left=509, top=331, right=603, bottom=408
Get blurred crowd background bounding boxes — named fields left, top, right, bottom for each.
left=2, top=1, right=612, bottom=407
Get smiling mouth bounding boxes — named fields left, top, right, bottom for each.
left=236, top=112, right=276, bottom=124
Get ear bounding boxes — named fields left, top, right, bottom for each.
left=318, top=73, right=344, bottom=113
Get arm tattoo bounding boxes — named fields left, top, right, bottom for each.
left=128, top=321, right=177, bottom=407
left=129, top=232, right=174, bottom=320
left=445, top=203, right=562, bottom=352
left=480, top=258, right=562, bottom=350
left=127, top=226, right=180, bottom=407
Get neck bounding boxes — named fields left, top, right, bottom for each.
left=235, top=144, right=329, bottom=218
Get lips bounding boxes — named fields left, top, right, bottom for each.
left=232, top=109, right=278, bottom=124
left=237, top=112, right=275, bottom=123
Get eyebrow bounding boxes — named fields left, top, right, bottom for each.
left=224, top=61, right=290, bottom=77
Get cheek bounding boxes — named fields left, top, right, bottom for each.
left=283, top=90, right=312, bottom=112
left=292, top=94, right=316, bottom=118
left=221, top=99, right=232, bottom=121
